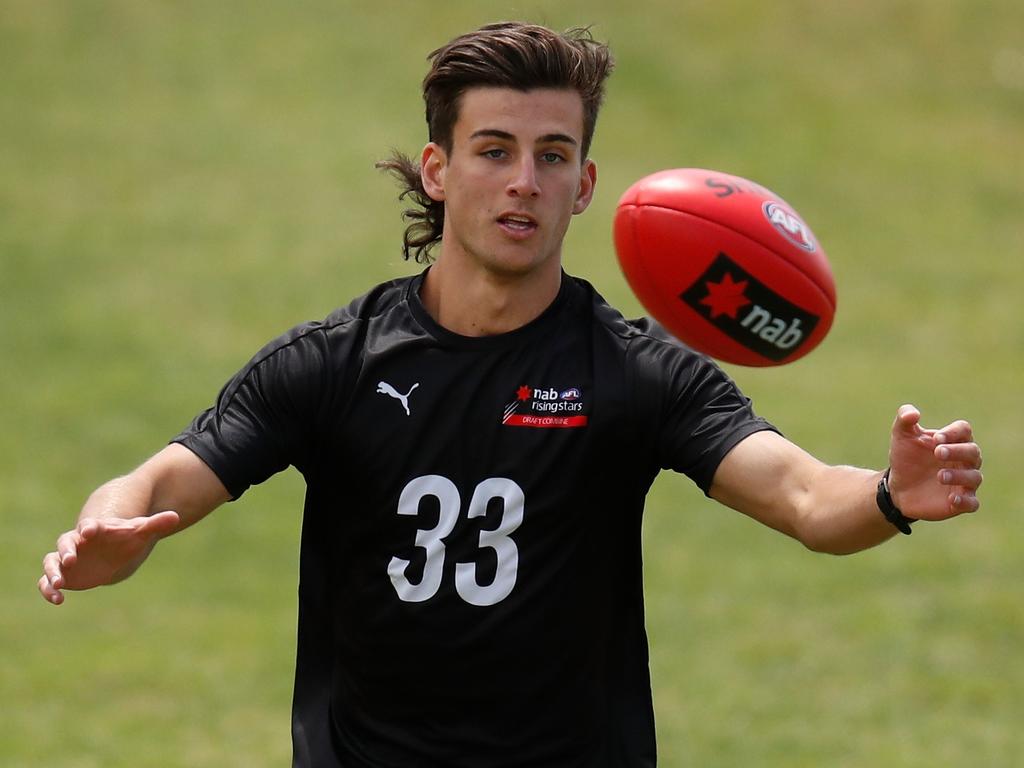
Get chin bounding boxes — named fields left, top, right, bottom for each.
left=488, top=241, right=560, bottom=273
left=486, top=254, right=556, bottom=280
left=447, top=231, right=559, bottom=279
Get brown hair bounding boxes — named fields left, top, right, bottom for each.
left=376, top=22, right=614, bottom=263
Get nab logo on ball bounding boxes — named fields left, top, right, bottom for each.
left=763, top=201, right=816, bottom=252
left=679, top=253, right=821, bottom=362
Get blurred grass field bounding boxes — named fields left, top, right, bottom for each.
left=2, top=1, right=1022, bottom=766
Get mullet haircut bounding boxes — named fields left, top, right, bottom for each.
left=377, top=22, right=614, bottom=263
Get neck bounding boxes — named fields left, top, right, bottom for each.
left=419, top=256, right=562, bottom=337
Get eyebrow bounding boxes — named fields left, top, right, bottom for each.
left=469, top=129, right=578, bottom=146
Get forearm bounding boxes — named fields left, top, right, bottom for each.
left=82, top=445, right=228, bottom=528
left=71, top=446, right=229, bottom=583
left=795, top=464, right=897, bottom=555
left=79, top=474, right=157, bottom=523
left=711, top=431, right=901, bottom=556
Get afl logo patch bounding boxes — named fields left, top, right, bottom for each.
left=763, top=201, right=816, bottom=252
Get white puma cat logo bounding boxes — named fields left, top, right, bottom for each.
left=376, top=381, right=419, bottom=416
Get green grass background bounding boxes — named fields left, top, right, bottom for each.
left=2, top=1, right=1021, bottom=765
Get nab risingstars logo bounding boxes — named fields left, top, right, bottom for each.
left=680, top=253, right=820, bottom=361
left=503, top=384, right=588, bottom=428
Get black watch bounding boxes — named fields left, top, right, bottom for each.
left=876, top=468, right=915, bottom=535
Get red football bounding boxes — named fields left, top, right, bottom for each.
left=613, top=168, right=836, bottom=366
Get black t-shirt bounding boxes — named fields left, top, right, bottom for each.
left=174, top=271, right=774, bottom=767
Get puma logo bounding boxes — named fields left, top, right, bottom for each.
left=376, top=381, right=419, bottom=416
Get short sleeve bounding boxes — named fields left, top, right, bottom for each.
left=172, top=322, right=333, bottom=499
left=628, top=322, right=777, bottom=495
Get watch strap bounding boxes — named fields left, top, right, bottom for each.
left=876, top=468, right=914, bottom=535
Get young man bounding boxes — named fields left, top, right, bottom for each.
left=39, top=22, right=982, bottom=767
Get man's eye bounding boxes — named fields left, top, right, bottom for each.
left=541, top=152, right=564, bottom=163
left=483, top=149, right=506, bottom=159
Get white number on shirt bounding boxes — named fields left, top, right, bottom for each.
left=387, top=475, right=524, bottom=606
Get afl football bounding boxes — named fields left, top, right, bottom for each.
left=613, top=168, right=836, bottom=366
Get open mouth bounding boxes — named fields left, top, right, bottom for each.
left=498, top=214, right=538, bottom=234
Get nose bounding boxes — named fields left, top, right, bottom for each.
left=507, top=157, right=541, bottom=198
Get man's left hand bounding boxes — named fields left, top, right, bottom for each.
left=888, top=404, right=983, bottom=521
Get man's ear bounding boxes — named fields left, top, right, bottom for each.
left=572, top=158, right=598, bottom=215
left=421, top=142, right=447, bottom=202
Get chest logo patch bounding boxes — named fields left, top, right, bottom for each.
left=377, top=380, right=419, bottom=416
left=502, top=384, right=588, bottom=428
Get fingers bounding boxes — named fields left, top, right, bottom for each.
left=56, top=528, right=84, bottom=567
left=72, top=512, right=177, bottom=541
left=141, top=510, right=181, bottom=537
left=77, top=517, right=101, bottom=541
left=935, top=440, right=982, bottom=469
left=41, top=525, right=89, bottom=605
left=892, top=404, right=941, bottom=443
left=42, top=550, right=63, bottom=587
left=39, top=512, right=181, bottom=605
left=39, top=572, right=64, bottom=605
left=40, top=550, right=67, bottom=604
left=948, top=489, right=981, bottom=514
left=933, top=420, right=982, bottom=494
left=934, top=419, right=974, bottom=446
left=41, top=527, right=84, bottom=605
left=938, top=463, right=983, bottom=515
left=894, top=404, right=922, bottom=435
left=896, top=407, right=978, bottom=456
left=938, top=466, right=984, bottom=489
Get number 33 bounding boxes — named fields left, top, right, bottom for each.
left=387, top=475, right=524, bottom=607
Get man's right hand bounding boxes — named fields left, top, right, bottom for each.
left=38, top=444, right=230, bottom=605
left=39, top=511, right=181, bottom=604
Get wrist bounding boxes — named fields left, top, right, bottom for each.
left=876, top=468, right=915, bottom=535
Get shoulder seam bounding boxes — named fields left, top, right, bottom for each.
left=593, top=312, right=683, bottom=352
left=243, top=274, right=414, bottom=372
left=216, top=314, right=364, bottom=415
left=246, top=314, right=356, bottom=371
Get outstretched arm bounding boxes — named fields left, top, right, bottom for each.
left=709, top=404, right=983, bottom=554
left=38, top=443, right=231, bottom=604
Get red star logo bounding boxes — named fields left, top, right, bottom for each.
left=516, top=385, right=532, bottom=401
left=699, top=273, right=751, bottom=319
